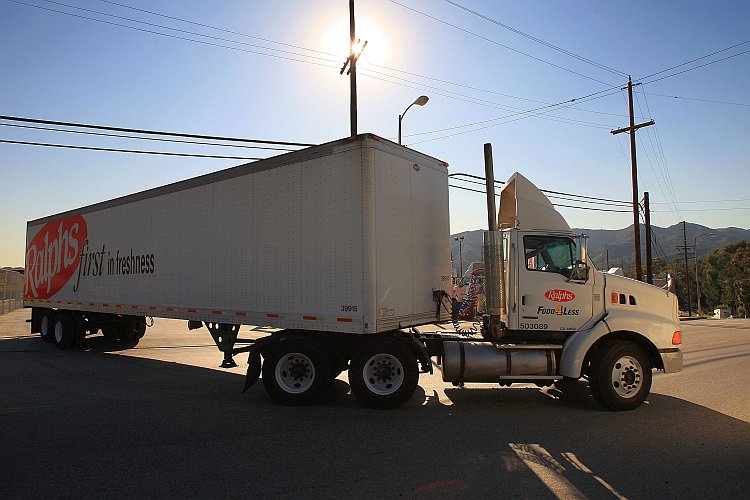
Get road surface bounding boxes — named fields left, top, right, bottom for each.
left=0, top=309, right=747, bottom=498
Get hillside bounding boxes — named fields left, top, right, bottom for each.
left=450, top=224, right=750, bottom=276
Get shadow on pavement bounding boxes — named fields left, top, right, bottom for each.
left=1, top=342, right=748, bottom=499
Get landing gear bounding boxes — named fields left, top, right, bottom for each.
left=205, top=323, right=240, bottom=368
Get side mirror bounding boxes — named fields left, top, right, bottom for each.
left=570, top=260, right=589, bottom=282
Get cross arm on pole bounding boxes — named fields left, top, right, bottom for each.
left=611, top=120, right=655, bottom=135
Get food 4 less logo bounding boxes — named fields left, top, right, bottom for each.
left=537, top=305, right=580, bottom=316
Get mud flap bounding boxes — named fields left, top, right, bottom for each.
left=409, top=337, right=433, bottom=374
left=242, top=346, right=262, bottom=393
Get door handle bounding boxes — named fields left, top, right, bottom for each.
left=522, top=295, right=528, bottom=305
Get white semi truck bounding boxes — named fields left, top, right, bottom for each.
left=24, top=134, right=682, bottom=410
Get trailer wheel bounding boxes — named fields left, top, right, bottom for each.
left=53, top=312, right=75, bottom=350
left=262, top=338, right=332, bottom=406
left=40, top=309, right=55, bottom=343
left=589, top=340, right=652, bottom=411
left=119, top=316, right=147, bottom=341
left=349, top=337, right=419, bottom=409
left=71, top=314, right=87, bottom=347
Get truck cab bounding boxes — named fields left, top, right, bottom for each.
left=464, top=172, right=684, bottom=410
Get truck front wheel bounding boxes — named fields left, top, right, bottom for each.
left=262, top=338, right=332, bottom=406
left=589, top=340, right=652, bottom=411
left=349, top=337, right=419, bottom=409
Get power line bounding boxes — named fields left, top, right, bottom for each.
left=407, top=40, right=750, bottom=144
left=408, top=87, right=623, bottom=144
left=448, top=184, right=630, bottom=213
left=13, top=0, right=628, bottom=129
left=0, top=139, right=264, bottom=159
left=643, top=93, right=750, bottom=107
left=651, top=198, right=750, bottom=204
left=0, top=114, right=314, bottom=147
left=635, top=40, right=750, bottom=82
left=441, top=0, right=627, bottom=77
left=35, top=0, right=338, bottom=64
left=384, top=0, right=616, bottom=86
left=358, top=68, right=618, bottom=131
left=95, top=0, right=334, bottom=57
left=0, top=122, right=298, bottom=151
left=653, top=207, right=750, bottom=212
left=6, top=0, right=342, bottom=70
left=449, top=172, right=631, bottom=205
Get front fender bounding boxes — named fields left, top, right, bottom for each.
left=559, top=318, right=611, bottom=378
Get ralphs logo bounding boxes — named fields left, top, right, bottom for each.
left=25, top=215, right=88, bottom=299
left=545, top=289, right=575, bottom=302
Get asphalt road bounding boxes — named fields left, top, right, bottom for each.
left=1, top=309, right=748, bottom=499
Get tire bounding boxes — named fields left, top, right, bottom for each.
left=589, top=340, right=652, bottom=411
left=262, top=338, right=332, bottom=406
left=71, top=314, right=87, bottom=347
left=53, top=312, right=75, bottom=350
left=101, top=324, right=122, bottom=340
left=349, top=337, right=419, bottom=409
left=119, top=316, right=146, bottom=341
left=40, top=309, right=55, bottom=343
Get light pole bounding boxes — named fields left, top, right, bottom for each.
left=398, top=95, right=429, bottom=145
left=695, top=232, right=714, bottom=316
left=454, top=236, right=464, bottom=282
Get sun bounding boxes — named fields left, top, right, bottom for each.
left=322, top=17, right=389, bottom=67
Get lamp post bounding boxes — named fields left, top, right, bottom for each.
left=695, top=232, right=714, bottom=316
left=398, top=95, right=429, bottom=145
left=454, top=235, right=464, bottom=282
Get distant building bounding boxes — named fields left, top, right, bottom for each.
left=714, top=308, right=730, bottom=319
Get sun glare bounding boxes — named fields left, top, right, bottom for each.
left=322, top=18, right=388, bottom=66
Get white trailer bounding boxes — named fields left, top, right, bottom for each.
left=25, top=134, right=682, bottom=410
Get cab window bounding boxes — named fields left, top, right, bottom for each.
left=524, top=235, right=576, bottom=278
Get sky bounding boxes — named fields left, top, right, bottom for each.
left=1, top=0, right=749, bottom=267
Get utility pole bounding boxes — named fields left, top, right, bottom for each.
left=348, top=0, right=357, bottom=138
left=677, top=221, right=692, bottom=317
left=611, top=76, right=655, bottom=282
left=643, top=191, right=653, bottom=284
left=339, top=1, right=367, bottom=138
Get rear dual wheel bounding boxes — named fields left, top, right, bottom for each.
left=40, top=309, right=55, bottom=343
left=262, top=338, right=332, bottom=406
left=53, top=313, right=75, bottom=350
left=349, top=337, right=419, bottom=409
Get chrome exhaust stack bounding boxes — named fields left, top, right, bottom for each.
left=483, top=144, right=506, bottom=339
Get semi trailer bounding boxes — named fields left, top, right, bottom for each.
left=24, top=134, right=683, bottom=410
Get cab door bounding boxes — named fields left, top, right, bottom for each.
left=515, top=232, right=593, bottom=333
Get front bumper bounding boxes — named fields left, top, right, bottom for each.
left=659, top=349, right=683, bottom=373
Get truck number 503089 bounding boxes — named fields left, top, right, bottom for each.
left=520, top=323, right=548, bottom=330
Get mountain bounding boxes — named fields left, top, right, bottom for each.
left=450, top=224, right=750, bottom=276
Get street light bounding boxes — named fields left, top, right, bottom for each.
left=695, top=232, right=714, bottom=316
left=455, top=235, right=464, bottom=282
left=398, top=95, right=429, bottom=145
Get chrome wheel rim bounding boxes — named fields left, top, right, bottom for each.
left=41, top=315, right=50, bottom=336
left=275, top=352, right=315, bottom=394
left=611, top=355, right=642, bottom=398
left=362, top=353, right=404, bottom=396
